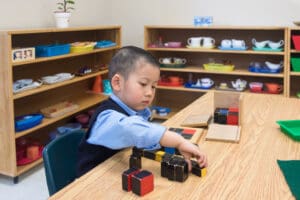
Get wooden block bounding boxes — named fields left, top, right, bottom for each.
left=132, top=170, right=154, bottom=196
left=122, top=168, right=140, bottom=191
left=205, top=123, right=241, bottom=143
left=181, top=114, right=212, bottom=127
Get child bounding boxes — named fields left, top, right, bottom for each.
left=77, top=46, right=207, bottom=177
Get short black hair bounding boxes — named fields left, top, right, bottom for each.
left=108, top=46, right=160, bottom=80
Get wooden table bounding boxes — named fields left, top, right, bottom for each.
left=49, top=92, right=300, bottom=200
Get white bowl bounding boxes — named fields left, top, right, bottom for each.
left=268, top=40, right=284, bottom=49
left=265, top=61, right=282, bottom=70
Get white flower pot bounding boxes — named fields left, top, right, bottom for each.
left=54, top=12, right=71, bottom=28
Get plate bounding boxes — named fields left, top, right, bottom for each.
left=248, top=66, right=282, bottom=74
left=252, top=47, right=283, bottom=52
left=184, top=82, right=213, bottom=89
left=218, top=46, right=248, bottom=51
left=276, top=120, right=300, bottom=141
left=186, top=45, right=215, bottom=49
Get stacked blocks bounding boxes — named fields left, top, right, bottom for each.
left=166, top=155, right=188, bottom=182
left=214, top=107, right=239, bottom=125
left=132, top=170, right=154, bottom=196
left=122, top=168, right=140, bottom=191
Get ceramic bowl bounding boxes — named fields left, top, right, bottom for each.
left=164, top=41, right=182, bottom=48
left=252, top=39, right=269, bottom=48
left=249, top=82, right=263, bottom=91
left=268, top=40, right=284, bottom=49
left=265, top=61, right=282, bottom=70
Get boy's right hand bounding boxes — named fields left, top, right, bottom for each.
left=177, top=140, right=208, bottom=171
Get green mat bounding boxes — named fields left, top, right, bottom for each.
left=277, top=160, right=300, bottom=200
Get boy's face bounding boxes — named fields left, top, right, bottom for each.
left=112, top=62, right=160, bottom=111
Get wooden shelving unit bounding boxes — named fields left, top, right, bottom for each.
left=0, top=26, right=121, bottom=181
left=144, top=26, right=288, bottom=119
left=287, top=27, right=300, bottom=98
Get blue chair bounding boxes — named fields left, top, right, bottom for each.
left=42, top=129, right=85, bottom=196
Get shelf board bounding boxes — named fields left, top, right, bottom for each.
left=160, top=66, right=284, bottom=78
left=157, top=85, right=285, bottom=96
left=12, top=46, right=120, bottom=67
left=15, top=93, right=108, bottom=138
left=13, top=70, right=108, bottom=100
left=17, top=158, right=43, bottom=176
left=290, top=71, right=300, bottom=76
left=146, top=47, right=285, bottom=55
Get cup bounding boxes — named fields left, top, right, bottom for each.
left=159, top=57, right=172, bottom=64
left=219, top=82, right=228, bottom=89
left=232, top=39, right=245, bottom=48
left=26, top=145, right=39, bottom=160
left=187, top=37, right=202, bottom=47
left=200, top=78, right=214, bottom=88
left=221, top=39, right=232, bottom=48
left=202, top=37, right=215, bottom=48
left=102, top=79, right=112, bottom=95
left=265, top=83, right=283, bottom=93
left=173, top=58, right=187, bottom=64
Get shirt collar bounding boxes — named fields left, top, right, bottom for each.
left=110, top=93, right=151, bottom=120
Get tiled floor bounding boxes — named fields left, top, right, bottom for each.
left=0, top=165, right=48, bottom=200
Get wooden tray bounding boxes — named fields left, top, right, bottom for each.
left=40, top=101, right=79, bottom=118
left=205, top=123, right=241, bottom=143
left=181, top=114, right=211, bottom=127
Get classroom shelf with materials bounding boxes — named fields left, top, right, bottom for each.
left=0, top=26, right=121, bottom=182
left=144, top=25, right=289, bottom=120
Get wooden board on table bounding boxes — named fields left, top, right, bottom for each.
left=205, top=123, right=241, bottom=143
left=168, top=127, right=204, bottom=144
left=180, top=114, right=212, bottom=128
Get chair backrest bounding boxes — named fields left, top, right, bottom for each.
left=42, top=129, right=85, bottom=196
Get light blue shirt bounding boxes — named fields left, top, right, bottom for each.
left=87, top=93, right=166, bottom=150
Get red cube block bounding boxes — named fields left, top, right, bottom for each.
left=122, top=168, right=140, bottom=192
left=132, top=170, right=154, bottom=196
left=227, top=107, right=239, bottom=125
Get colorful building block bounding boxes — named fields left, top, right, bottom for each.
left=122, top=168, right=140, bottom=191
left=191, top=160, right=207, bottom=177
left=132, top=170, right=154, bottom=196
left=129, top=154, right=142, bottom=169
left=155, top=150, right=165, bottom=162
left=167, top=156, right=188, bottom=182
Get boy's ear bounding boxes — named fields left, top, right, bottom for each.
left=111, top=74, right=122, bottom=91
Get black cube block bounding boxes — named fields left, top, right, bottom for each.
left=129, top=154, right=142, bottom=169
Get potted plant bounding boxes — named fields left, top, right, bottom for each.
left=54, top=0, right=75, bottom=28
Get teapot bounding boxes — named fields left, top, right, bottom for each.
left=231, top=79, right=247, bottom=91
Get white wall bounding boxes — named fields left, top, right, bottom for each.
left=0, top=0, right=299, bottom=47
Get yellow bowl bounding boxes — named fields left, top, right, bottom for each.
left=203, top=63, right=235, bottom=72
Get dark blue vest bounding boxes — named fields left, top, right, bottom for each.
left=77, top=97, right=129, bottom=177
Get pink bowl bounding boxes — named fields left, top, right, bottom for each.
left=164, top=41, right=182, bottom=48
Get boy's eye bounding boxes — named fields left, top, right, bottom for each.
left=152, top=85, right=157, bottom=89
left=140, top=82, right=147, bottom=87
